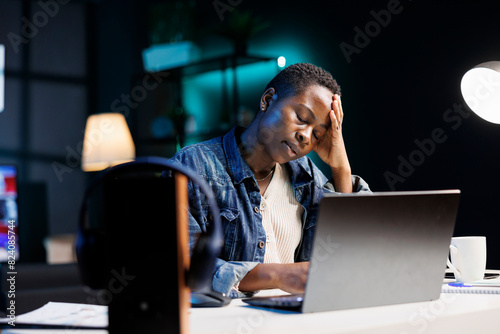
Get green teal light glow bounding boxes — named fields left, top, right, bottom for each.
left=182, top=70, right=225, bottom=134
left=181, top=60, right=278, bottom=141
left=180, top=35, right=316, bottom=147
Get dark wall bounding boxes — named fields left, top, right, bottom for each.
left=0, top=0, right=89, bottom=243
left=90, top=0, right=500, bottom=268
left=2, top=0, right=499, bottom=268
left=190, top=0, right=500, bottom=268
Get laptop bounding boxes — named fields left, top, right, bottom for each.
left=243, top=190, right=461, bottom=313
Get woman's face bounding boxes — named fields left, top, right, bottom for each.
left=258, top=85, right=334, bottom=164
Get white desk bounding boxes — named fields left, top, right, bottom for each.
left=189, top=289, right=500, bottom=334
left=1, top=289, right=499, bottom=334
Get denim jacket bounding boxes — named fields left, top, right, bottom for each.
left=170, top=127, right=371, bottom=298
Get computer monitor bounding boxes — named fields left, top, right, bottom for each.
left=0, top=44, right=4, bottom=113
left=0, top=165, right=19, bottom=261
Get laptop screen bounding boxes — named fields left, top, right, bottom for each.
left=0, top=165, right=19, bottom=262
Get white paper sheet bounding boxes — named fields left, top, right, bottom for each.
left=0, top=302, right=108, bottom=328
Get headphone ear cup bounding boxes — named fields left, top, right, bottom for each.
left=187, top=233, right=216, bottom=292
left=76, top=157, right=223, bottom=294
left=75, top=228, right=110, bottom=289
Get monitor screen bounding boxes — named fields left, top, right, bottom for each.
left=0, top=44, right=4, bottom=113
left=0, top=165, right=19, bottom=261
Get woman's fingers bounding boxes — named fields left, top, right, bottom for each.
left=332, top=94, right=343, bottom=126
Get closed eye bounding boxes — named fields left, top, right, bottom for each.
left=296, top=112, right=307, bottom=124
left=314, top=128, right=328, bottom=141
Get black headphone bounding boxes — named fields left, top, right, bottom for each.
left=75, top=156, right=223, bottom=293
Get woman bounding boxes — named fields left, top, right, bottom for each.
left=170, top=63, right=370, bottom=298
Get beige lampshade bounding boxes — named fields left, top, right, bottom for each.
left=81, top=113, right=135, bottom=172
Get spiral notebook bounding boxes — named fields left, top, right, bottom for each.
left=442, top=285, right=500, bottom=294
left=442, top=274, right=500, bottom=294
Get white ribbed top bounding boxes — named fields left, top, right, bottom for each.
left=260, top=163, right=303, bottom=264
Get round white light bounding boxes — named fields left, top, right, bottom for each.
left=277, top=56, right=286, bottom=68
left=460, top=61, right=500, bottom=124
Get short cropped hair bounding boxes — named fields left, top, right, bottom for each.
left=265, top=63, right=341, bottom=100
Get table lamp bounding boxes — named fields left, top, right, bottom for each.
left=460, top=61, right=500, bottom=124
left=81, top=113, right=135, bottom=171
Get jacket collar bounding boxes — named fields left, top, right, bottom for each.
left=223, top=126, right=316, bottom=187
left=222, top=127, right=255, bottom=184
left=286, top=157, right=315, bottom=188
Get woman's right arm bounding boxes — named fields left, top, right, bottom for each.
left=238, top=262, right=310, bottom=294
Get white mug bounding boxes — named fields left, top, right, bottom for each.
left=447, top=236, right=487, bottom=282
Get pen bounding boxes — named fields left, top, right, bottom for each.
left=448, top=282, right=473, bottom=287
left=448, top=282, right=500, bottom=288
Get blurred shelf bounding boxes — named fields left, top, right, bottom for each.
left=131, top=53, right=278, bottom=150
left=177, top=54, right=276, bottom=76
left=137, top=127, right=231, bottom=146
left=135, top=53, right=276, bottom=79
